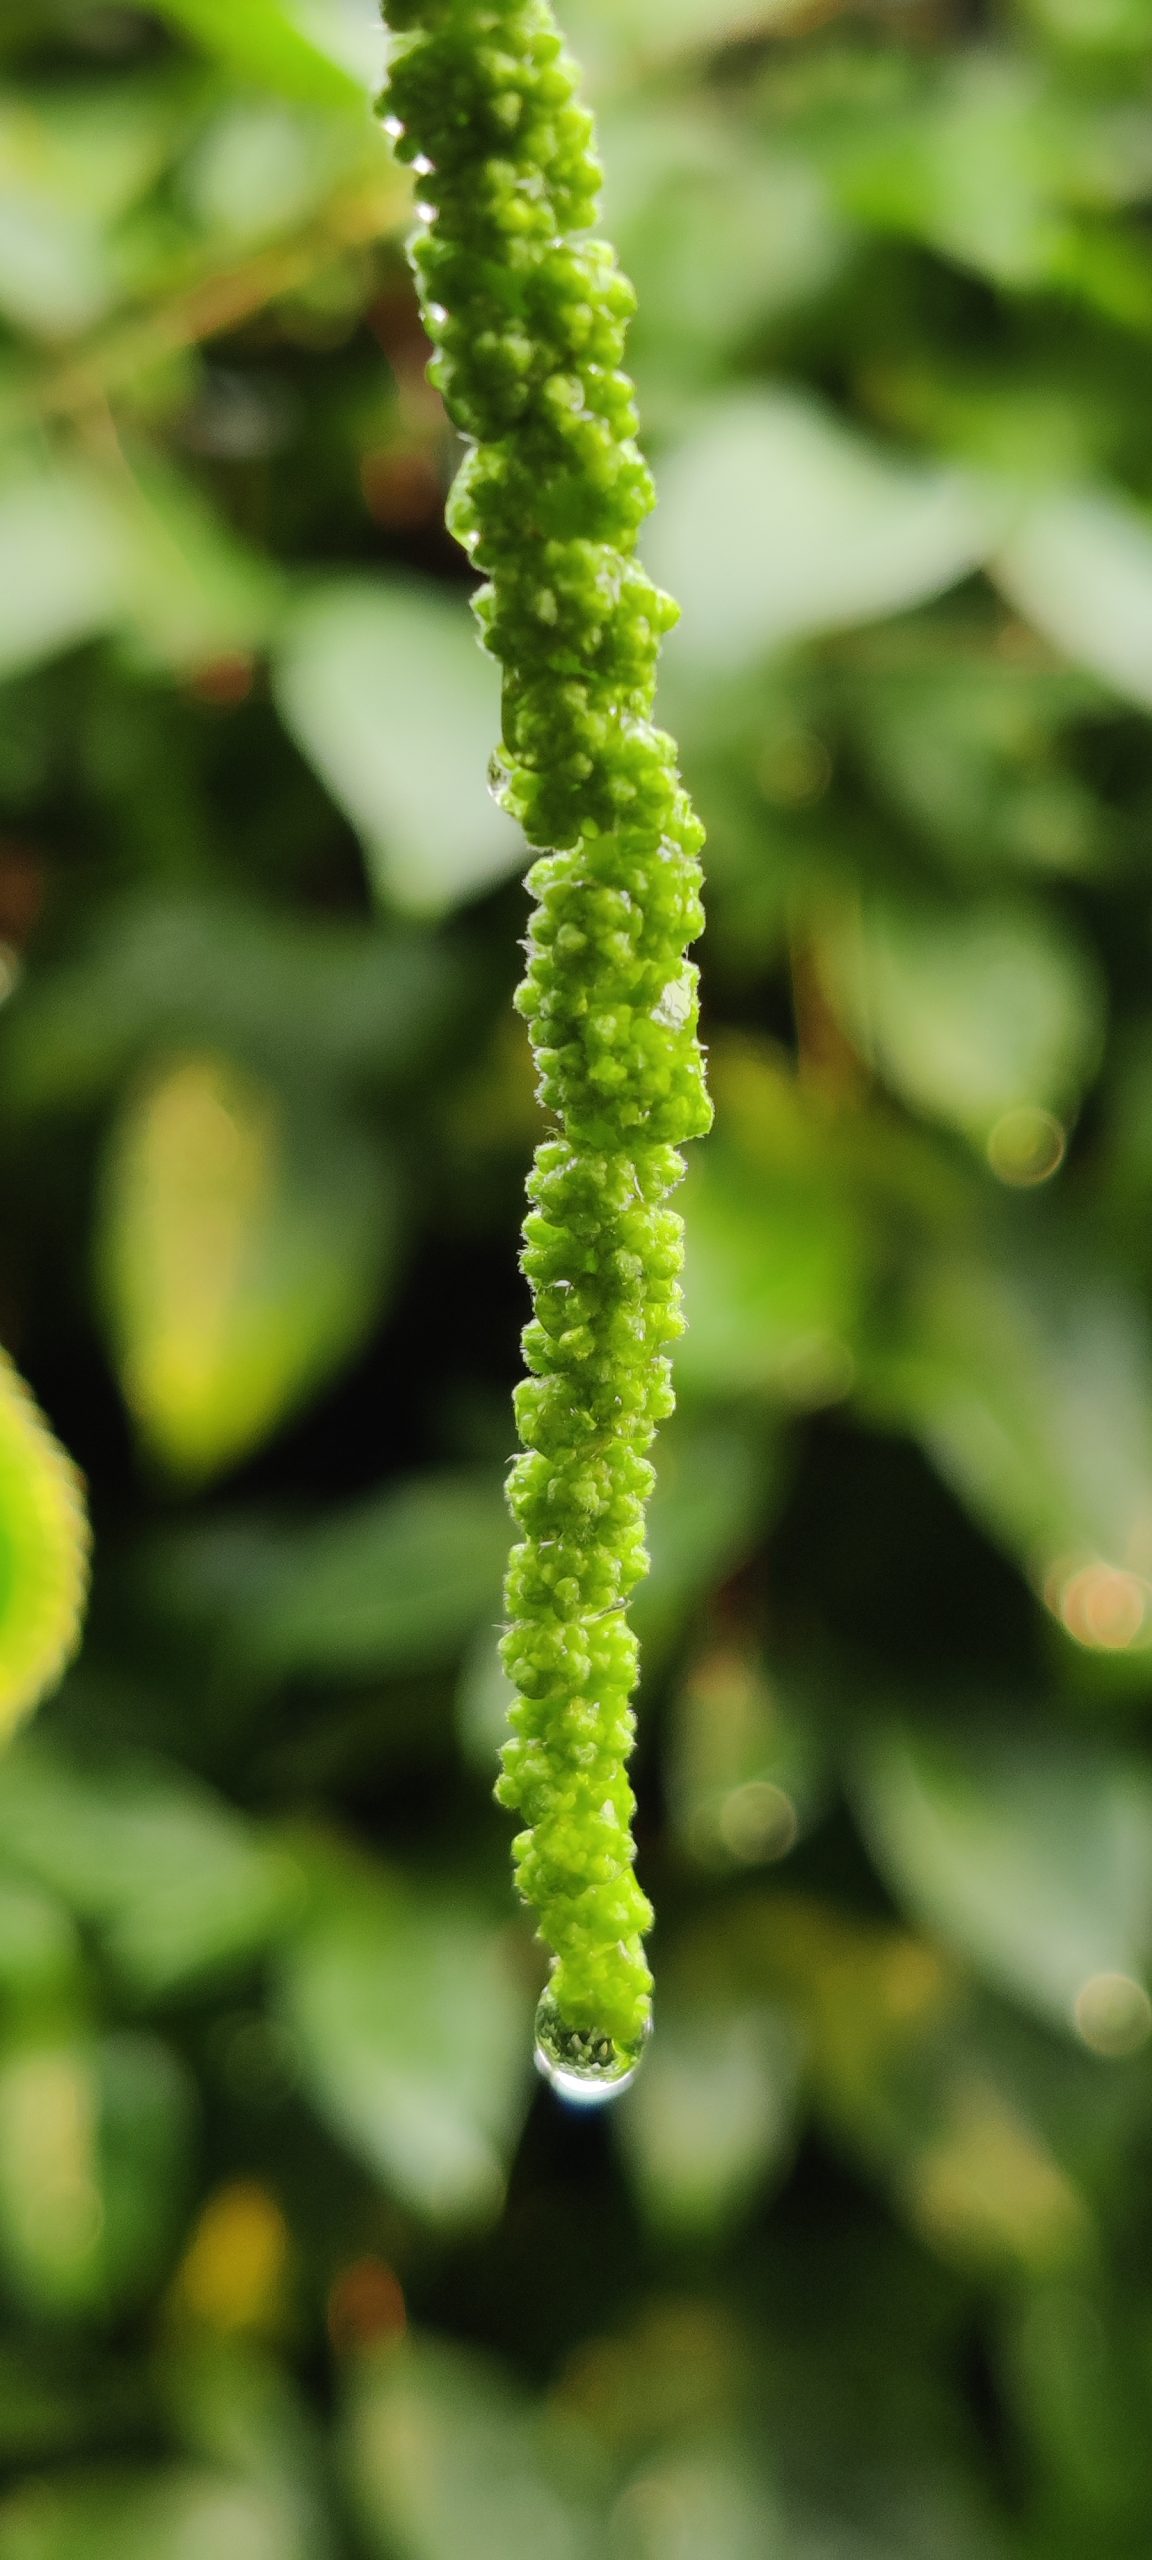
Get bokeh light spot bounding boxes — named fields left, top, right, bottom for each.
left=717, top=1780, right=798, bottom=1864
left=1074, top=1972, right=1152, bottom=2058
left=327, top=2256, right=407, bottom=2356
left=986, top=1105, right=1066, bottom=1186
left=173, top=2180, right=289, bottom=2332
left=1051, top=1560, right=1151, bottom=1651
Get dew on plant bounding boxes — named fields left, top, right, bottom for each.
left=533, top=1987, right=649, bottom=2107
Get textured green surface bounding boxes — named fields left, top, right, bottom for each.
left=382, top=0, right=711, bottom=2054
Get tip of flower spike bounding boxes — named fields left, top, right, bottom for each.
left=533, top=1984, right=649, bottom=2107
left=0, top=1352, right=90, bottom=1742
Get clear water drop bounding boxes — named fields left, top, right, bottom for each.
left=533, top=1987, right=649, bottom=2108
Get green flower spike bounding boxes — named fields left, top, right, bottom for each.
left=380, top=0, right=711, bottom=2099
left=0, top=1350, right=89, bottom=1740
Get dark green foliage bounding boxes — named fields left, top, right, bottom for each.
left=2, top=1, right=1152, bottom=2554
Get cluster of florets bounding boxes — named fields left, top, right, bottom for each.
left=382, top=0, right=710, bottom=2053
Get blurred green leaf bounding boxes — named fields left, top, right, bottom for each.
left=565, top=0, right=816, bottom=82
left=163, top=2342, right=336, bottom=2560
left=856, top=1720, right=1152, bottom=2045
left=678, top=1043, right=864, bottom=1403
left=827, top=56, right=1094, bottom=291
left=611, top=2440, right=783, bottom=2560
left=96, top=1051, right=397, bottom=1479
left=0, top=1881, right=82, bottom=2017
left=0, top=2468, right=310, bottom=2560
left=667, top=1643, right=829, bottom=1870
left=0, top=79, right=186, bottom=336
left=281, top=1859, right=531, bottom=2220
left=993, top=487, right=1152, bottom=712
left=0, top=466, right=127, bottom=677
left=0, top=2030, right=192, bottom=2317
left=633, top=1412, right=784, bottom=1654
left=0, top=1352, right=89, bottom=1742
left=182, top=97, right=377, bottom=244
left=147, top=0, right=367, bottom=103
left=647, top=391, right=1002, bottom=671
left=274, top=582, right=522, bottom=915
left=1001, top=2284, right=1152, bottom=2541
left=114, top=457, right=282, bottom=673
left=866, top=1240, right=1152, bottom=1618
left=617, top=1976, right=803, bottom=2236
left=817, top=893, right=1102, bottom=1146
left=0, top=458, right=277, bottom=684
left=601, top=104, right=845, bottom=385
left=755, top=1897, right=1094, bottom=2277
left=0, top=893, right=465, bottom=1117
left=0, top=1740, right=300, bottom=1996
left=345, top=2337, right=600, bottom=2560
left=237, top=1471, right=510, bottom=1678
left=847, top=644, right=1104, bottom=880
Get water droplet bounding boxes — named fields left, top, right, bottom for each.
left=533, top=1988, right=649, bottom=2108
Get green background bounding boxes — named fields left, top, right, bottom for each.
left=1, top=0, right=1152, bottom=2550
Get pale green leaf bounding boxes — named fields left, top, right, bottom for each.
left=677, top=1047, right=863, bottom=1404
left=755, top=1896, right=1094, bottom=2276
left=240, top=1472, right=510, bottom=1677
left=613, top=2442, right=784, bottom=2560
left=97, top=1054, right=397, bottom=1481
left=617, top=1988, right=803, bottom=2235
left=993, top=486, right=1152, bottom=709
left=0, top=2470, right=308, bottom=2560
left=281, top=1866, right=531, bottom=2221
left=344, top=2338, right=599, bottom=2560
left=856, top=1722, right=1152, bottom=2042
left=0, top=893, right=463, bottom=1117
left=0, top=1741, right=299, bottom=1997
left=869, top=1245, right=1152, bottom=1616
left=818, top=894, right=1103, bottom=1145
left=647, top=391, right=1003, bottom=670
left=273, top=582, right=521, bottom=916
left=0, top=84, right=184, bottom=337
left=115, top=460, right=282, bottom=672
left=0, top=2032, right=192, bottom=2317
left=0, top=468, right=128, bottom=679
left=181, top=98, right=381, bottom=246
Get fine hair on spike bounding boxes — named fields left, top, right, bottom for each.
left=379, top=0, right=711, bottom=2093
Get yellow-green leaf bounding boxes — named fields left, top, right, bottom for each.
left=0, top=1354, right=89, bottom=1743
left=97, top=1054, right=397, bottom=1482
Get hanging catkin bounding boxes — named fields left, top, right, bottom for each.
left=380, top=0, right=711, bottom=2095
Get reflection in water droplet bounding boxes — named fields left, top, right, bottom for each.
left=533, top=1988, right=650, bottom=2108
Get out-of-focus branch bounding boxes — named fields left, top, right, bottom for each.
left=0, top=172, right=409, bottom=439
